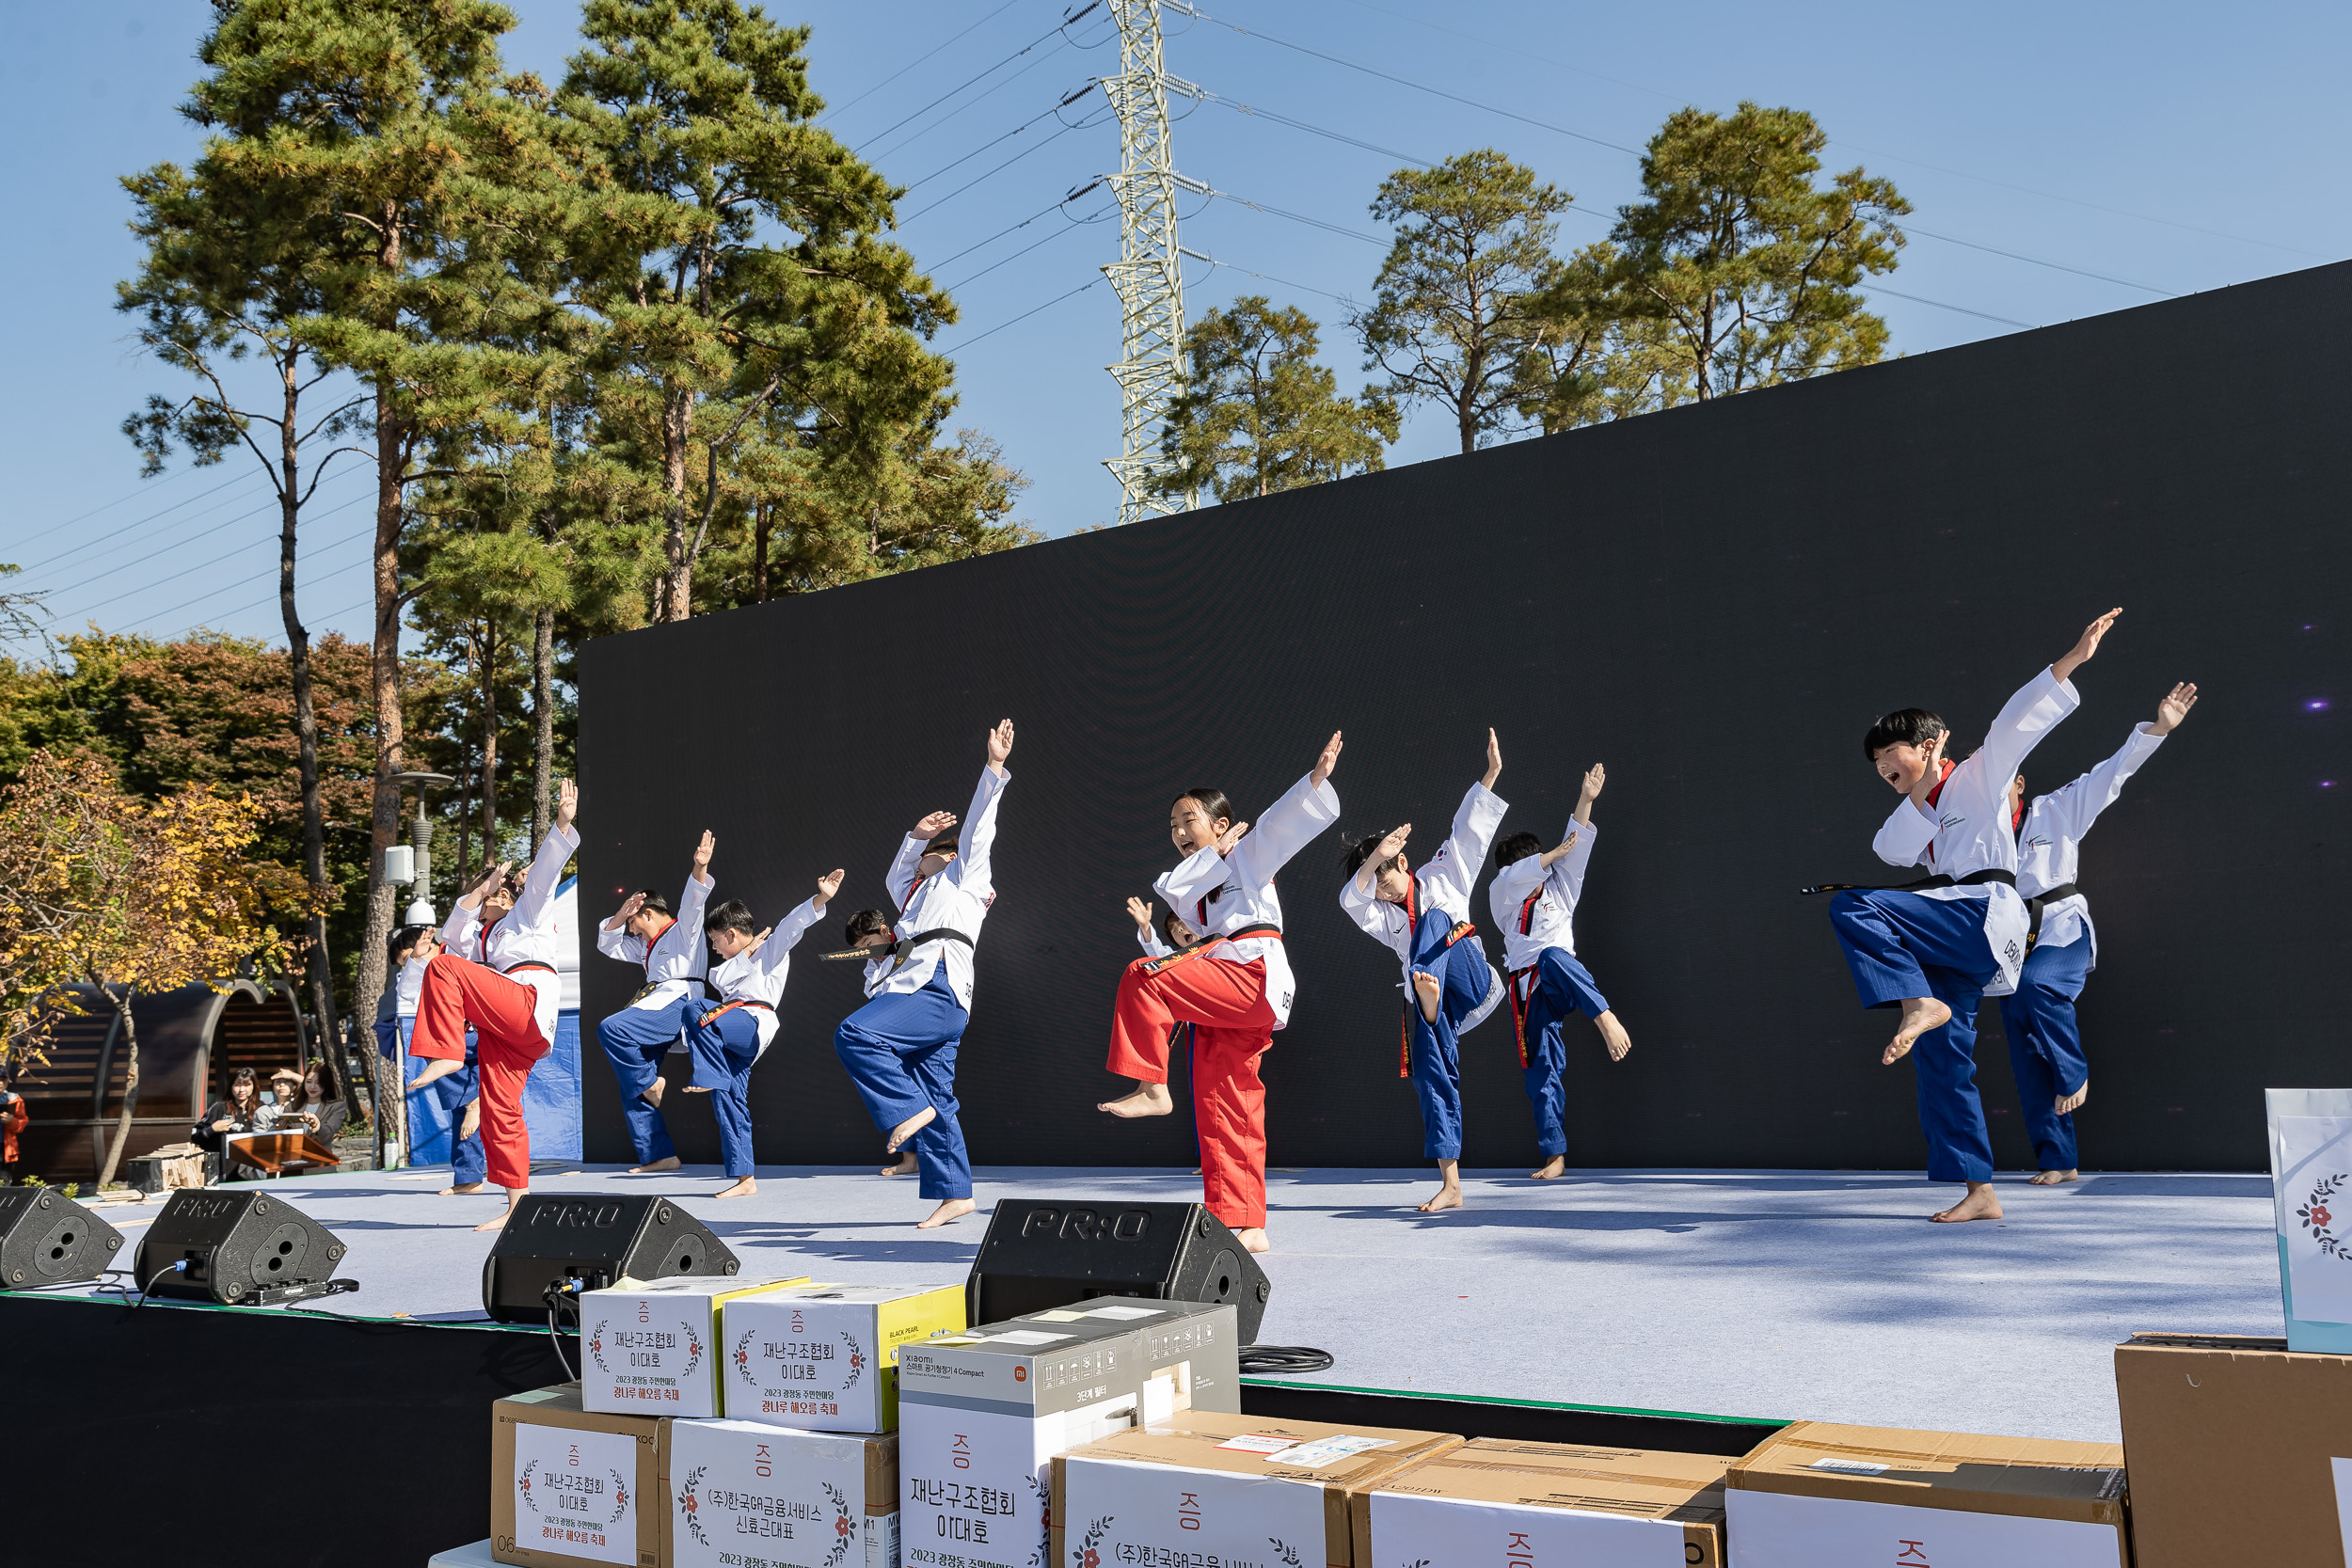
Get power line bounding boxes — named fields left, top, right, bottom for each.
left=8, top=471, right=264, bottom=570
left=925, top=183, right=1105, bottom=275
left=1206, top=184, right=1385, bottom=245
left=902, top=107, right=1110, bottom=223
left=899, top=80, right=1100, bottom=194
left=939, top=278, right=1101, bottom=354
left=1179, top=246, right=1357, bottom=304
left=855, top=8, right=1092, bottom=156
left=56, top=491, right=373, bottom=628
left=1906, top=227, right=2175, bottom=296
left=943, top=203, right=1116, bottom=292
left=1862, top=284, right=2037, bottom=330
left=1203, top=93, right=1432, bottom=169
left=31, top=482, right=342, bottom=603
left=867, top=38, right=1079, bottom=168
left=818, top=0, right=1028, bottom=124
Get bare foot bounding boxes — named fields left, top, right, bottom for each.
left=916, top=1197, right=977, bottom=1228
left=881, top=1151, right=918, bottom=1177
left=1528, top=1155, right=1565, bottom=1180
left=1595, top=1010, right=1632, bottom=1061
left=1930, top=1181, right=2004, bottom=1223
left=628, top=1156, right=680, bottom=1174
left=2056, top=1081, right=2089, bottom=1116
left=1418, top=1185, right=1462, bottom=1212
left=1883, top=996, right=1953, bottom=1065
left=474, top=1191, right=525, bottom=1232
left=886, top=1105, right=937, bottom=1153
left=716, top=1176, right=756, bottom=1199
left=2027, top=1168, right=2080, bottom=1186
left=1411, top=971, right=1442, bottom=1025
left=642, top=1076, right=666, bottom=1108
left=1098, top=1082, right=1174, bottom=1117
left=439, top=1181, right=486, bottom=1196
left=1234, top=1227, right=1271, bottom=1254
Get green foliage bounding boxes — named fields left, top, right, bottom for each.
left=1153, top=298, right=1397, bottom=505
left=1513, top=242, right=1696, bottom=435
left=1602, top=103, right=1909, bottom=400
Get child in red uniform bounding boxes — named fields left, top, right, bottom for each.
left=1097, top=732, right=1344, bottom=1255
left=409, top=778, right=580, bottom=1232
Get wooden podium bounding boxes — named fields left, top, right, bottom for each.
left=225, top=1131, right=342, bottom=1176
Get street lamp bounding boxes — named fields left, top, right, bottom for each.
left=388, top=771, right=455, bottom=926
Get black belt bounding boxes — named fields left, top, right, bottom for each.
left=628, top=976, right=709, bottom=1004
left=818, top=927, right=974, bottom=966
left=501, top=960, right=558, bottom=976
left=1798, top=869, right=2015, bottom=896
left=2023, top=882, right=2079, bottom=947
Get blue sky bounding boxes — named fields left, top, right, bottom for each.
left=3, top=0, right=2345, bottom=654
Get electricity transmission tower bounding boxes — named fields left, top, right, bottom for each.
left=1102, top=0, right=1198, bottom=523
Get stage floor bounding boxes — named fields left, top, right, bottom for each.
left=87, top=1164, right=2280, bottom=1444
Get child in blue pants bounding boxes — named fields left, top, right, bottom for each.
left=1488, top=762, right=1632, bottom=1180
left=834, top=720, right=1014, bottom=1230
left=1339, top=729, right=1509, bottom=1214
left=1830, top=608, right=2119, bottom=1224
left=592, top=831, right=717, bottom=1174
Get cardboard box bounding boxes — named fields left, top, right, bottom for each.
left=2115, top=1330, right=2352, bottom=1566
left=1050, top=1411, right=1462, bottom=1568
left=663, top=1417, right=899, bottom=1568
left=492, top=1384, right=662, bottom=1568
left=580, top=1275, right=811, bottom=1418
left=1724, top=1421, right=2127, bottom=1568
left=898, top=1317, right=1149, bottom=1568
left=1350, top=1437, right=1731, bottom=1568
left=1010, top=1299, right=1243, bottom=1417
left=725, top=1282, right=966, bottom=1433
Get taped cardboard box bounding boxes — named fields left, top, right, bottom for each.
left=725, top=1282, right=966, bottom=1433
left=1050, top=1411, right=1462, bottom=1568
left=1349, top=1437, right=1731, bottom=1568
left=492, top=1384, right=662, bottom=1568
left=1723, top=1421, right=2127, bottom=1568
left=898, top=1317, right=1149, bottom=1568
left=581, top=1275, right=811, bottom=1418
left=1010, top=1299, right=1242, bottom=1417
left=663, top=1417, right=898, bottom=1568
left=2114, top=1330, right=2352, bottom=1567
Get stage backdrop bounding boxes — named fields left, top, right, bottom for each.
left=577, top=261, right=2348, bottom=1175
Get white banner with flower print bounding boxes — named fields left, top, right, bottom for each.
left=2271, top=1101, right=2352, bottom=1327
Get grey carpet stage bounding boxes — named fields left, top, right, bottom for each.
left=46, top=1163, right=2280, bottom=1444
left=576, top=259, right=2349, bottom=1176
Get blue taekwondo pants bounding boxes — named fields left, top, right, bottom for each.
left=1513, top=946, right=1613, bottom=1161
left=596, top=994, right=700, bottom=1164
left=686, top=1004, right=767, bottom=1179
left=834, top=970, right=972, bottom=1201
left=1402, top=905, right=1495, bottom=1162
left=1999, top=935, right=2094, bottom=1172
left=1829, top=889, right=2001, bottom=1185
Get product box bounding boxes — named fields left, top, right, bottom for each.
left=2265, top=1087, right=2352, bottom=1350
left=1050, top=1412, right=1463, bottom=1568
left=663, top=1416, right=899, bottom=1568
left=726, top=1282, right=967, bottom=1433
left=898, top=1317, right=1150, bottom=1568
left=580, top=1274, right=811, bottom=1418
left=492, top=1384, right=663, bottom=1568
left=1010, top=1299, right=1242, bottom=1417
left=1351, top=1437, right=1732, bottom=1568
left=2115, top=1330, right=2352, bottom=1566
left=1723, top=1421, right=2127, bottom=1568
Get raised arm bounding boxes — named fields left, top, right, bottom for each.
left=1340, top=823, right=1409, bottom=934
left=885, top=829, right=930, bottom=910
left=2047, top=685, right=2191, bottom=842
left=511, top=779, right=581, bottom=930
left=1548, top=818, right=1598, bottom=903
left=747, top=872, right=844, bottom=978
left=1423, top=778, right=1506, bottom=910
left=1230, top=734, right=1345, bottom=887
left=1873, top=797, right=1938, bottom=867
left=947, top=721, right=1015, bottom=897
left=680, top=831, right=716, bottom=915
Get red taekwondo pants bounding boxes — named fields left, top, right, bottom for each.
left=409, top=953, right=549, bottom=1191
left=1107, top=951, right=1279, bottom=1231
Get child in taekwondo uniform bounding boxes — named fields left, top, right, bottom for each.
left=1830, top=608, right=2120, bottom=1225
left=1487, top=761, right=1633, bottom=1181
left=1340, top=729, right=1510, bottom=1214
left=1097, top=730, right=1346, bottom=1256
left=592, top=830, right=716, bottom=1175
left=834, top=719, right=1015, bottom=1230
left=2003, top=680, right=2197, bottom=1184
left=409, top=779, right=581, bottom=1231
left=678, top=865, right=842, bottom=1199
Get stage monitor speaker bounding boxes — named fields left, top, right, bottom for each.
left=966, top=1199, right=1270, bottom=1343
left=135, top=1189, right=346, bottom=1305
left=481, top=1194, right=739, bottom=1324
left=0, top=1188, right=125, bottom=1288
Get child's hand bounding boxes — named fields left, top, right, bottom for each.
left=1482, top=728, right=1502, bottom=790
left=1579, top=763, right=1606, bottom=804
left=1127, top=896, right=1153, bottom=933
left=817, top=868, right=845, bottom=904
left=1214, top=819, right=1251, bottom=856
left=556, top=777, right=579, bottom=829
left=914, top=810, right=958, bottom=837
left=986, top=718, right=1016, bottom=769
left=2054, top=607, right=2122, bottom=682
left=1376, top=824, right=1413, bottom=863
left=2153, top=681, right=2199, bottom=735
left=1311, top=731, right=1343, bottom=786
left=612, top=892, right=646, bottom=927
left=691, top=830, right=715, bottom=874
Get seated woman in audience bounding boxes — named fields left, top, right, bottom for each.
left=195, top=1069, right=262, bottom=1177
left=292, top=1064, right=347, bottom=1142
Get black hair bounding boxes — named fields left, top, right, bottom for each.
left=1493, top=832, right=1544, bottom=870
left=1159, top=909, right=1194, bottom=948
left=704, top=898, right=758, bottom=936
left=924, top=833, right=960, bottom=857
left=1341, top=832, right=1404, bottom=879
left=634, top=889, right=671, bottom=918
left=1170, top=787, right=1233, bottom=829
left=1863, top=707, right=1949, bottom=760
left=844, top=908, right=895, bottom=946
left=388, top=924, right=431, bottom=962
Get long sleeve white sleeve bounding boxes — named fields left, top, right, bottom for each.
left=1873, top=798, right=1938, bottom=868
left=1549, top=818, right=1597, bottom=905
left=746, top=897, right=826, bottom=982
left=511, top=822, right=581, bottom=931
left=2047, top=722, right=2166, bottom=845
left=884, top=833, right=926, bottom=911
left=1419, top=781, right=1506, bottom=912
left=947, top=765, right=1011, bottom=901
left=1226, top=772, right=1343, bottom=889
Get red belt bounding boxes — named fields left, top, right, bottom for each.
left=1399, top=921, right=1478, bottom=1078
left=1506, top=965, right=1536, bottom=1069
left=699, top=998, right=774, bottom=1029
left=1143, top=923, right=1279, bottom=976
left=502, top=961, right=557, bottom=977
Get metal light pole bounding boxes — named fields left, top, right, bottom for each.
left=377, top=771, right=454, bottom=1169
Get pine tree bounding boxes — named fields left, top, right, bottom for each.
left=1153, top=297, right=1397, bottom=505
